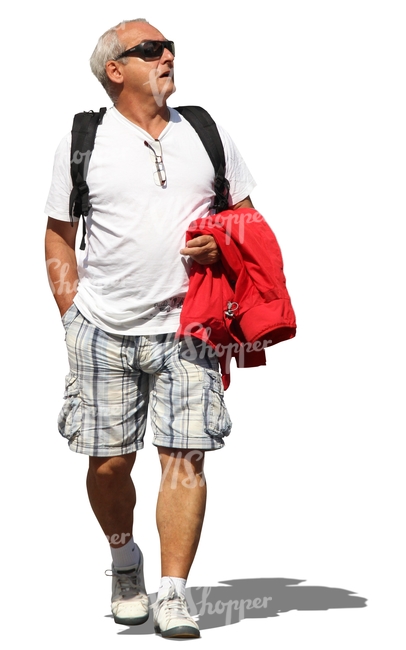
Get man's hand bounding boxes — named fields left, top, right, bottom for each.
left=180, top=235, right=220, bottom=265
left=179, top=197, right=254, bottom=265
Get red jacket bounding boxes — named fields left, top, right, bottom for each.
left=177, top=208, right=297, bottom=389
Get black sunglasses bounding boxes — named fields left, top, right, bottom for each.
left=115, top=40, right=175, bottom=61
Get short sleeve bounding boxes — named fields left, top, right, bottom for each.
left=217, top=124, right=257, bottom=207
left=44, top=133, right=77, bottom=222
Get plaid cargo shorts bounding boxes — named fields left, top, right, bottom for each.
left=58, top=304, right=232, bottom=456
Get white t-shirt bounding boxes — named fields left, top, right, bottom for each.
left=45, top=106, right=256, bottom=334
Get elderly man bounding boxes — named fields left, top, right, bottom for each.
left=45, top=18, right=255, bottom=639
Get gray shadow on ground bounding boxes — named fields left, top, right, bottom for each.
left=108, top=577, right=367, bottom=635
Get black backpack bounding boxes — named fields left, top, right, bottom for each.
left=69, top=106, right=230, bottom=250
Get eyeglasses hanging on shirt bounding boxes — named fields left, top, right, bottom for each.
left=144, top=139, right=167, bottom=187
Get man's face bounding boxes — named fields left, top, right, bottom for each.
left=113, top=22, right=175, bottom=104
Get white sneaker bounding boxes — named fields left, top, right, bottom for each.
left=106, top=552, right=149, bottom=626
left=152, top=582, right=200, bottom=638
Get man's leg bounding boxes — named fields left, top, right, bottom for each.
left=148, top=335, right=231, bottom=637
left=152, top=447, right=205, bottom=638
left=60, top=311, right=150, bottom=625
left=87, top=452, right=149, bottom=626
left=156, top=447, right=206, bottom=579
left=86, top=452, right=136, bottom=546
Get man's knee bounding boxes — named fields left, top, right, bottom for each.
left=88, top=452, right=136, bottom=488
left=158, top=448, right=206, bottom=489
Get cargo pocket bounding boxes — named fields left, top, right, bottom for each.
left=202, top=368, right=232, bottom=440
left=58, top=372, right=82, bottom=443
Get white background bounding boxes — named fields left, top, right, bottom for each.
left=2, top=0, right=405, bottom=647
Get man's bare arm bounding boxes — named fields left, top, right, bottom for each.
left=45, top=217, right=79, bottom=316
left=231, top=196, right=254, bottom=210
left=180, top=196, right=255, bottom=264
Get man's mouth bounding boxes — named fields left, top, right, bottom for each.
left=159, top=70, right=173, bottom=79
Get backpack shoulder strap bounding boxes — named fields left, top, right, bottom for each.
left=69, top=107, right=107, bottom=249
left=175, top=105, right=230, bottom=213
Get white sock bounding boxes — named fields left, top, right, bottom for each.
left=110, top=537, right=141, bottom=570
left=158, top=576, right=187, bottom=600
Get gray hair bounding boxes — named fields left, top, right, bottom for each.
left=89, top=19, right=149, bottom=101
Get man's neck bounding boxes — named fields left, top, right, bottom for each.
left=114, top=98, right=170, bottom=139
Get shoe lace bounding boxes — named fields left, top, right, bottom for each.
left=106, top=567, right=141, bottom=598
left=152, top=583, right=198, bottom=621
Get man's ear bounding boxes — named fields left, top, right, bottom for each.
left=105, top=60, right=124, bottom=85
